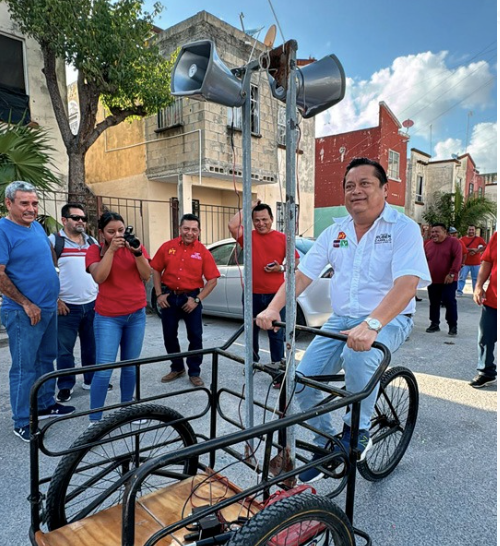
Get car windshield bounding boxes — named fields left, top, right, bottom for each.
left=295, top=238, right=315, bottom=255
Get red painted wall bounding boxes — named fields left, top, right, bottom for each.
left=315, top=103, right=408, bottom=208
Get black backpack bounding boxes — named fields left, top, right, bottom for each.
left=53, top=233, right=98, bottom=260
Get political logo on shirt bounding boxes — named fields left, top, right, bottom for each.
left=191, top=252, right=202, bottom=260
left=333, top=231, right=349, bottom=248
left=375, top=233, right=392, bottom=245
left=168, top=248, right=176, bottom=255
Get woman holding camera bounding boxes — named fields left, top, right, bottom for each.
left=85, top=211, right=151, bottom=423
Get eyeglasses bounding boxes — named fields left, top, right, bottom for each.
left=65, top=214, right=88, bottom=222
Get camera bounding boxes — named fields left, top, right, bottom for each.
left=123, top=225, right=141, bottom=249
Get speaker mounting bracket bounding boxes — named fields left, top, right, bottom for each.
left=261, top=40, right=298, bottom=95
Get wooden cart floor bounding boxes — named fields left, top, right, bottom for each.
left=35, top=471, right=262, bottom=546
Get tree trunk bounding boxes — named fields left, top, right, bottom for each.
left=68, top=150, right=86, bottom=197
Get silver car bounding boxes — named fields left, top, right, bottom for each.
left=200, top=237, right=333, bottom=328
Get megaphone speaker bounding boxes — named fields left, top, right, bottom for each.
left=171, top=40, right=245, bottom=108
left=269, top=54, right=346, bottom=119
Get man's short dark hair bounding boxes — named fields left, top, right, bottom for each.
left=431, top=222, right=447, bottom=230
left=252, top=203, right=273, bottom=219
left=343, top=157, right=388, bottom=188
left=62, top=202, right=85, bottom=218
left=180, top=213, right=200, bottom=228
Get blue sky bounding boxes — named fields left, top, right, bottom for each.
left=146, top=0, right=497, bottom=173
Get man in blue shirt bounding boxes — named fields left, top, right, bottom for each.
left=0, top=181, right=75, bottom=442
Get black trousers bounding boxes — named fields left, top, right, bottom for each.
left=427, top=282, right=458, bottom=327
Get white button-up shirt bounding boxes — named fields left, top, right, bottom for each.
left=299, top=205, right=431, bottom=318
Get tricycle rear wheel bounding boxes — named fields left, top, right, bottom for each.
left=226, top=493, right=355, bottom=546
left=45, top=404, right=198, bottom=530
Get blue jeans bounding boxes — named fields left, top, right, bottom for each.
left=90, top=308, right=146, bottom=421
left=57, top=301, right=96, bottom=390
left=252, top=293, right=286, bottom=363
left=1, top=307, right=57, bottom=428
left=477, top=304, right=497, bottom=378
left=458, top=265, right=480, bottom=293
left=160, top=291, right=203, bottom=376
left=296, top=313, right=413, bottom=447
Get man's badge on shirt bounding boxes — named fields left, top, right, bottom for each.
left=333, top=231, right=348, bottom=248
left=375, top=233, right=392, bottom=245
left=168, top=248, right=176, bottom=255
left=191, top=252, right=202, bottom=260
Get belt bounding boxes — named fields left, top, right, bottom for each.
left=166, top=288, right=198, bottom=295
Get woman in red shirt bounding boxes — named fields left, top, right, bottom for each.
left=85, top=212, right=151, bottom=423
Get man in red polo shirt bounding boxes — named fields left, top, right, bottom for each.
left=458, top=225, right=486, bottom=296
left=470, top=232, right=497, bottom=388
left=424, top=223, right=463, bottom=335
left=228, top=200, right=299, bottom=383
left=151, top=214, right=220, bottom=387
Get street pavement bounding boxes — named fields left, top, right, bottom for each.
left=0, top=282, right=496, bottom=546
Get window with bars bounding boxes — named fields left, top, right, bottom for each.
left=0, top=34, right=30, bottom=123
left=416, top=175, right=424, bottom=203
left=388, top=150, right=400, bottom=180
left=227, top=83, right=260, bottom=135
left=157, top=98, right=183, bottom=130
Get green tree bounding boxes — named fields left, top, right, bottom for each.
left=2, top=0, right=175, bottom=195
left=0, top=119, right=60, bottom=208
left=423, top=183, right=496, bottom=235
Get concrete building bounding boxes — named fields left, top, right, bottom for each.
left=314, top=102, right=408, bottom=236
left=84, top=11, right=316, bottom=254
left=0, top=3, right=68, bottom=190
left=406, top=149, right=495, bottom=237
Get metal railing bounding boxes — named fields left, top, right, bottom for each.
left=157, top=99, right=183, bottom=130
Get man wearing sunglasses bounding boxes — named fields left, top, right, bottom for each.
left=49, top=203, right=101, bottom=402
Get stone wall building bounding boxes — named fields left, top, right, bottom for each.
left=85, top=11, right=316, bottom=254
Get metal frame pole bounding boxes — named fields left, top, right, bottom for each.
left=241, top=65, right=256, bottom=439
left=282, top=41, right=298, bottom=459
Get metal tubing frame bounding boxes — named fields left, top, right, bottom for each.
left=119, top=333, right=390, bottom=545
left=282, top=39, right=299, bottom=461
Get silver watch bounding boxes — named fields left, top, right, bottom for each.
left=364, top=317, right=382, bottom=333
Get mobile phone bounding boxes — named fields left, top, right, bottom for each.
left=266, top=262, right=276, bottom=268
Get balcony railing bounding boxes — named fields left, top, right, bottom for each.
left=157, top=99, right=183, bottom=130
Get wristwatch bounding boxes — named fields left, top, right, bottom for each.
left=194, top=297, right=201, bottom=304
left=449, top=273, right=455, bottom=278
left=364, top=317, right=383, bottom=333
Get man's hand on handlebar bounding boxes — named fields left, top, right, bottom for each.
left=256, top=308, right=282, bottom=332
left=341, top=322, right=378, bottom=352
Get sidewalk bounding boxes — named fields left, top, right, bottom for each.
left=0, top=282, right=496, bottom=546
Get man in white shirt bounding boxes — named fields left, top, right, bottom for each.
left=49, top=203, right=100, bottom=402
left=257, top=157, right=431, bottom=483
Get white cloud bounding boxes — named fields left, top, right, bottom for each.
left=433, top=137, right=462, bottom=161
left=466, top=122, right=497, bottom=173
left=431, top=123, right=497, bottom=173
left=315, top=50, right=495, bottom=147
